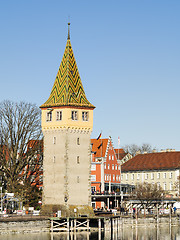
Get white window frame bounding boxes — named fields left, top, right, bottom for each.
left=151, top=173, right=154, bottom=180
left=169, top=172, right=172, bottom=179
left=82, top=111, right=89, bottom=121
left=72, top=111, right=78, bottom=120
left=112, top=155, right=114, bottom=160
left=157, top=173, right=160, bottom=179
left=91, top=164, right=96, bottom=171
left=46, top=111, right=52, bottom=121
left=164, top=173, right=166, bottom=179
left=56, top=111, right=62, bottom=121
left=112, top=164, right=114, bottom=170
left=91, top=175, right=96, bottom=181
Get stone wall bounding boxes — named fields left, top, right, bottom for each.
left=0, top=219, right=50, bottom=234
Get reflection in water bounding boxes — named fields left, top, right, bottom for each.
left=0, top=225, right=179, bottom=240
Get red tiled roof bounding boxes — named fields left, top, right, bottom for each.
left=91, top=139, right=109, bottom=158
left=121, top=152, right=180, bottom=172
left=114, top=148, right=127, bottom=160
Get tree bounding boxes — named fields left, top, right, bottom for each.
left=0, top=100, right=42, bottom=206
left=130, top=182, right=167, bottom=209
left=174, top=175, right=180, bottom=197
left=123, top=143, right=155, bottom=156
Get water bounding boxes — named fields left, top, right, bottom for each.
left=0, top=225, right=180, bottom=240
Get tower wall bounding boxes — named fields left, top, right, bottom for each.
left=42, top=128, right=92, bottom=211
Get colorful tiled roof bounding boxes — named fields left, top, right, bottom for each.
left=121, top=152, right=180, bottom=172
left=91, top=139, right=109, bottom=158
left=40, top=24, right=95, bottom=109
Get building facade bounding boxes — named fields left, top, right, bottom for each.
left=91, top=136, right=121, bottom=208
left=121, top=151, right=180, bottom=197
left=40, top=24, right=95, bottom=216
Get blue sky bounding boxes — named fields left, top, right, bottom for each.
left=0, top=1, right=180, bottom=150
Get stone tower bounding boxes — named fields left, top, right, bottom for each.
left=40, top=24, right=95, bottom=217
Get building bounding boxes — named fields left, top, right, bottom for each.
left=91, top=136, right=121, bottom=208
left=121, top=151, right=180, bottom=197
left=114, top=148, right=132, bottom=165
left=40, top=23, right=95, bottom=216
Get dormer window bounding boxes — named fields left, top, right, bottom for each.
left=72, top=111, right=78, bottom=120
left=46, top=111, right=52, bottom=121
left=82, top=111, right=89, bottom=121
left=56, top=111, right=62, bottom=121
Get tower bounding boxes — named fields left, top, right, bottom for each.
left=40, top=23, right=95, bottom=217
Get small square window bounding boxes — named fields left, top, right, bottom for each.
left=72, top=111, right=78, bottom=120
left=82, top=111, right=89, bottom=121
left=56, top=111, right=62, bottom=121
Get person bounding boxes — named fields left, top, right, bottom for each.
left=173, top=206, right=177, bottom=214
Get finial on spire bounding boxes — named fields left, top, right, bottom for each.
left=68, top=22, right=70, bottom=40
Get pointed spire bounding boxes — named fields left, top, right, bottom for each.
left=40, top=25, right=95, bottom=109
left=67, top=22, right=70, bottom=40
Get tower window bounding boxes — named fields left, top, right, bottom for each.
left=77, top=138, right=80, bottom=145
left=56, top=111, right=62, bottom=121
left=82, top=111, right=89, bottom=121
left=77, top=176, right=80, bottom=183
left=46, top=111, right=52, bottom=121
left=77, top=156, right=80, bottom=164
left=53, top=137, right=56, bottom=144
left=72, top=111, right=78, bottom=120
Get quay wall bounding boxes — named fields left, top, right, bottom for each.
left=0, top=218, right=50, bottom=234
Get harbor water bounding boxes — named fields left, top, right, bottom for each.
left=0, top=225, right=180, bottom=240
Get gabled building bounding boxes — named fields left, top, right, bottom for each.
left=114, top=148, right=132, bottom=165
left=91, top=136, right=121, bottom=208
left=121, top=151, right=180, bottom=197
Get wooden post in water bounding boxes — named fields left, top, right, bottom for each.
left=87, top=218, right=90, bottom=232
left=74, top=218, right=77, bottom=232
left=51, top=219, right=53, bottom=232
left=67, top=218, right=69, bottom=232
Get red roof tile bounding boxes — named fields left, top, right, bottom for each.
left=114, top=148, right=127, bottom=160
left=91, top=139, right=109, bottom=158
left=121, top=152, right=180, bottom=172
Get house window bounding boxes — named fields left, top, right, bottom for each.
left=118, top=165, right=120, bottom=170
left=137, top=174, right=140, bottom=180
left=91, top=164, right=96, bottom=170
left=104, top=164, right=106, bottom=170
left=56, top=111, right=62, bottom=121
left=115, top=165, right=117, bottom=170
left=113, top=175, right=115, bottom=181
left=121, top=174, right=123, bottom=180
left=145, top=173, right=148, bottom=180
left=163, top=182, right=166, bottom=190
left=108, top=164, right=110, bottom=170
left=77, top=156, right=80, bottom=164
left=169, top=182, right=173, bottom=190
left=126, top=174, right=128, bottom=180
left=157, top=173, right=160, bottom=179
left=112, top=155, right=114, bottom=160
left=82, top=111, right=89, bottom=121
left=72, top=111, right=78, bottom=120
left=151, top=173, right=154, bottom=180
left=164, top=173, right=166, bottom=179
left=91, top=186, right=96, bottom=192
left=53, top=156, right=55, bottom=163
left=112, top=164, right=114, bottom=170
left=132, top=174, right=134, bottom=180
left=77, top=138, right=80, bottom=145
left=116, top=175, right=118, bottom=181
left=46, top=111, right=52, bottom=121
left=109, top=175, right=111, bottom=181
left=109, top=155, right=111, bottom=160
left=169, top=172, right=172, bottom=179
left=91, top=175, right=96, bottom=181
left=157, top=182, right=160, bottom=189
left=53, top=137, right=56, bottom=144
